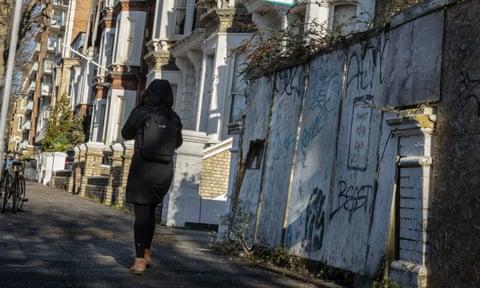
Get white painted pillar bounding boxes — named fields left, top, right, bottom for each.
left=386, top=107, right=436, bottom=288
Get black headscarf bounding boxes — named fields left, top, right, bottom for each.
left=141, top=79, right=174, bottom=107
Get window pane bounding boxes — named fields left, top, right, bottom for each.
left=230, top=53, right=247, bottom=122
left=18, top=116, right=23, bottom=130
left=333, top=4, right=357, bottom=34
left=174, top=0, right=187, bottom=35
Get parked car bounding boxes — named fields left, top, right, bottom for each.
left=64, top=150, right=74, bottom=170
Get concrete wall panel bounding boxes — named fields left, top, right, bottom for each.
left=384, top=11, right=443, bottom=107
left=431, top=1, right=480, bottom=286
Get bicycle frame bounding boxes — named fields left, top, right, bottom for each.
left=0, top=157, right=12, bottom=213
left=0, top=152, right=26, bottom=213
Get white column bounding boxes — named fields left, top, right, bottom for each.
left=387, top=107, right=436, bottom=288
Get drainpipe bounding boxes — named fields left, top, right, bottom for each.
left=0, top=0, right=23, bottom=168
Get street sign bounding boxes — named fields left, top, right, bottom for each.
left=264, top=0, right=295, bottom=6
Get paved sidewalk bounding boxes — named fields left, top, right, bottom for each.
left=0, top=181, right=343, bottom=288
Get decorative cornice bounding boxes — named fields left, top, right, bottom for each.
left=200, top=7, right=252, bottom=38
left=144, top=49, right=178, bottom=71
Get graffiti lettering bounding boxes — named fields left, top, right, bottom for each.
left=305, top=66, right=340, bottom=112
left=301, top=66, right=340, bottom=149
left=272, top=133, right=296, bottom=162
left=346, top=36, right=388, bottom=93
left=271, top=67, right=304, bottom=162
left=457, top=71, right=480, bottom=116
left=330, top=181, right=372, bottom=221
left=275, top=67, right=304, bottom=96
left=301, top=187, right=326, bottom=252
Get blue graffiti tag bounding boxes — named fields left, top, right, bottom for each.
left=275, top=67, right=304, bottom=96
left=272, top=133, right=296, bottom=162
left=301, top=67, right=340, bottom=149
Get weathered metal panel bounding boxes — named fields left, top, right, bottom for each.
left=241, top=77, right=274, bottom=157
left=236, top=169, right=263, bottom=248
left=285, top=52, right=344, bottom=258
left=384, top=11, right=443, bottom=107
left=363, top=115, right=397, bottom=276
left=325, top=35, right=387, bottom=274
left=236, top=77, right=275, bottom=247
left=256, top=66, right=306, bottom=247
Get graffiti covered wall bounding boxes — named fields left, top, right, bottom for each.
left=240, top=36, right=396, bottom=276
left=232, top=0, right=478, bottom=285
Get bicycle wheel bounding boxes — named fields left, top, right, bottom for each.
left=12, top=177, right=18, bottom=213
left=0, top=174, right=10, bottom=213
left=16, top=175, right=26, bottom=211
left=0, top=178, right=5, bottom=213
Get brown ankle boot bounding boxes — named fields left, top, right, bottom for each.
left=144, top=249, right=152, bottom=267
left=129, top=257, right=147, bottom=275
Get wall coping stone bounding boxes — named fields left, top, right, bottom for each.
left=391, top=0, right=459, bottom=28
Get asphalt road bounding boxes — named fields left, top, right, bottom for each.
left=0, top=181, right=339, bottom=288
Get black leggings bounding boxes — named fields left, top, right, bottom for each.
left=133, top=203, right=157, bottom=258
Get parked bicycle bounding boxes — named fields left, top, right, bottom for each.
left=0, top=151, right=27, bottom=213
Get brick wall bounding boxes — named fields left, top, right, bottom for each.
left=72, top=0, right=93, bottom=42
left=398, top=167, right=424, bottom=263
left=199, top=139, right=232, bottom=199
left=105, top=143, right=123, bottom=206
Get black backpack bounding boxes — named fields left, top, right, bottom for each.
left=140, top=108, right=179, bottom=163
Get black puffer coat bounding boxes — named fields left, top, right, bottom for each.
left=121, top=79, right=183, bottom=205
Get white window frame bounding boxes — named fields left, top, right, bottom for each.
left=229, top=53, right=247, bottom=124
left=331, top=3, right=358, bottom=35
left=171, top=0, right=195, bottom=38
left=17, top=115, right=23, bottom=131
left=174, top=0, right=187, bottom=36
left=116, top=95, right=125, bottom=141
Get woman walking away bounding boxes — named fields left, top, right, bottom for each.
left=121, top=79, right=183, bottom=275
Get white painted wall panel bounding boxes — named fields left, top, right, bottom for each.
left=235, top=77, right=274, bottom=247
left=285, top=52, right=344, bottom=260
left=325, top=36, right=386, bottom=273
left=256, top=66, right=306, bottom=247
left=237, top=169, right=263, bottom=248
left=364, top=117, right=397, bottom=276
left=241, top=77, right=273, bottom=156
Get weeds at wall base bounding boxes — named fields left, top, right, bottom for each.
left=207, top=233, right=354, bottom=285
left=372, top=277, right=407, bottom=288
